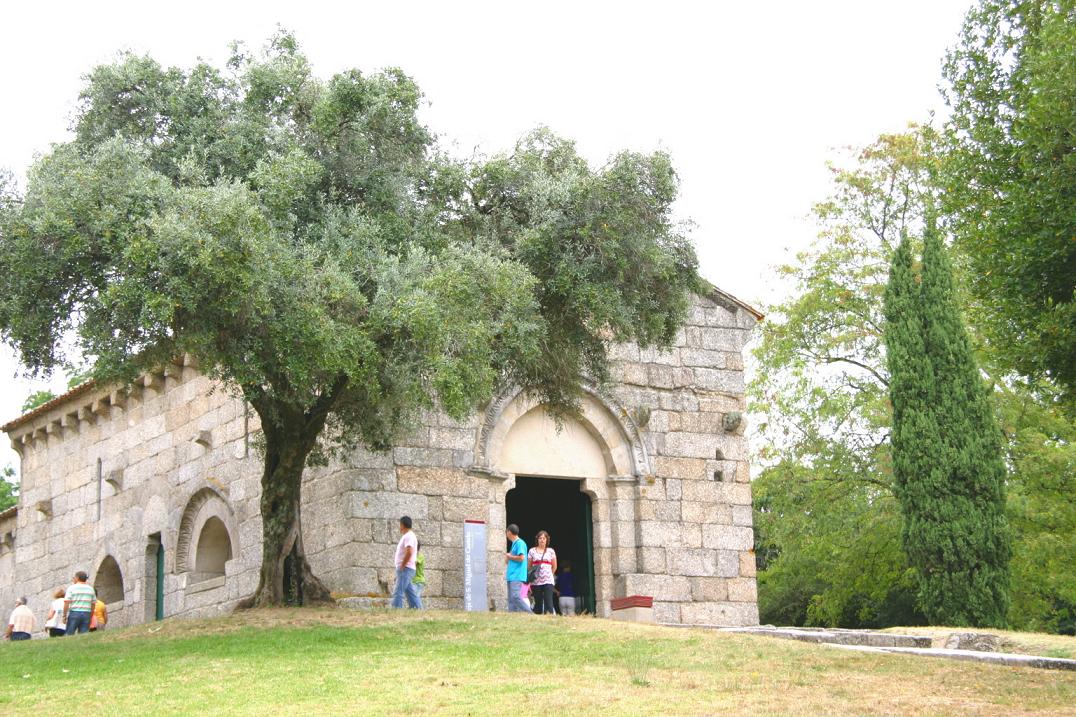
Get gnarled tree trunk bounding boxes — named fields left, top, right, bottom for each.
left=240, top=380, right=345, bottom=608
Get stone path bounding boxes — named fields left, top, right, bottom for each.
left=708, top=625, right=1076, bottom=672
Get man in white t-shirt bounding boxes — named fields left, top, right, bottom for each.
left=391, top=515, right=422, bottom=609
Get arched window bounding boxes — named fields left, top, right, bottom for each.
left=194, top=516, right=232, bottom=578
left=95, top=555, right=125, bottom=604
left=176, top=488, right=237, bottom=586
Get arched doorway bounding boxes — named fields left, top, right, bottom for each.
left=482, top=389, right=649, bottom=615
left=506, top=476, right=596, bottom=614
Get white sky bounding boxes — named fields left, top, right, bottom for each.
left=0, top=0, right=972, bottom=473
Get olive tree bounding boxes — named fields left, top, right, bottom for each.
left=0, top=35, right=698, bottom=606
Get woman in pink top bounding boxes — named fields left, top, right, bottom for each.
left=527, top=530, right=557, bottom=615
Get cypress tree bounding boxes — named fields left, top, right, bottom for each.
left=884, top=233, right=941, bottom=615
left=884, top=219, right=1011, bottom=627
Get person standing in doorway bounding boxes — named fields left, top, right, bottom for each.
left=556, top=561, right=580, bottom=615
left=391, top=516, right=422, bottom=609
left=44, top=588, right=67, bottom=637
left=505, top=524, right=532, bottom=613
left=64, top=571, right=96, bottom=635
left=527, top=530, right=557, bottom=615
left=5, top=597, right=35, bottom=641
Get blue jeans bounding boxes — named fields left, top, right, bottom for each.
left=392, top=567, right=422, bottom=609
left=507, top=581, right=532, bottom=613
left=65, top=611, right=92, bottom=635
left=10, top=632, right=30, bottom=641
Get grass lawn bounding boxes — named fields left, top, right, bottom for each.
left=1, top=609, right=1073, bottom=716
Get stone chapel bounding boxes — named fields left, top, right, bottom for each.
left=0, top=286, right=761, bottom=627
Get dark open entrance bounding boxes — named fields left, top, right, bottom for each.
left=506, top=476, right=596, bottom=614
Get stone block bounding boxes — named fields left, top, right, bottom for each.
left=441, top=496, right=487, bottom=523
left=616, top=363, right=649, bottom=386
left=676, top=412, right=720, bottom=435
left=690, top=577, right=729, bottom=602
left=702, top=525, right=754, bottom=551
left=607, top=342, right=640, bottom=362
left=619, top=573, right=691, bottom=602
left=653, top=456, right=708, bottom=481
left=731, top=504, right=753, bottom=527
left=350, top=491, right=428, bottom=520
left=713, top=433, right=748, bottom=461
left=428, top=427, right=474, bottom=452
left=392, top=447, right=453, bottom=467
left=693, top=368, right=745, bottom=394
left=638, top=520, right=682, bottom=547
left=638, top=547, right=666, bottom=573
left=680, top=348, right=727, bottom=369
left=609, top=499, right=636, bottom=522
left=396, top=425, right=430, bottom=448
left=681, top=523, right=701, bottom=548
left=667, top=548, right=719, bottom=577
left=652, top=601, right=681, bottom=624
left=350, top=446, right=395, bottom=469
left=716, top=550, right=742, bottom=578
left=638, top=499, right=680, bottom=522
left=395, top=466, right=485, bottom=498
left=727, top=577, right=758, bottom=602
left=610, top=546, right=637, bottom=574
left=662, top=432, right=717, bottom=459
left=680, top=601, right=759, bottom=627
left=647, top=364, right=675, bottom=389
left=639, top=347, right=680, bottom=366
left=657, top=391, right=698, bottom=412
left=682, top=501, right=731, bottom=525
left=686, top=326, right=741, bottom=352
left=728, top=483, right=753, bottom=506
left=680, top=480, right=724, bottom=503
left=334, top=468, right=397, bottom=492
left=739, top=551, right=757, bottom=577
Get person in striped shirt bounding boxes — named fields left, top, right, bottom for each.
left=63, top=571, right=96, bottom=635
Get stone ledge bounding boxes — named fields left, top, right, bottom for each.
left=716, top=626, right=931, bottom=648
left=827, top=642, right=1076, bottom=672
left=337, top=596, right=391, bottom=610
left=186, top=575, right=226, bottom=594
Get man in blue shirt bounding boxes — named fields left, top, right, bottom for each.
left=505, top=524, right=532, bottom=613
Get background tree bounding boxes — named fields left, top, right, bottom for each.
left=754, top=129, right=1069, bottom=631
left=0, top=466, right=16, bottom=512
left=941, top=0, right=1076, bottom=398
left=999, top=378, right=1076, bottom=633
left=751, top=131, right=931, bottom=628
left=21, top=390, right=55, bottom=413
left=0, top=34, right=697, bottom=606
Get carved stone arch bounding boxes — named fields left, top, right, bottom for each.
left=175, top=488, right=237, bottom=578
left=474, top=384, right=651, bottom=478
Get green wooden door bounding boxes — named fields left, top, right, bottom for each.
left=155, top=543, right=165, bottom=621
left=581, top=493, right=596, bottom=615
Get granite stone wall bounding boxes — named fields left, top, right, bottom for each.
left=1, top=289, right=760, bottom=629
